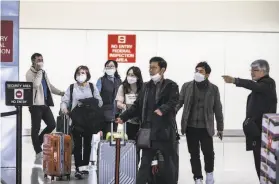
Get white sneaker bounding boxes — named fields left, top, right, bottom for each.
left=35, top=152, right=43, bottom=159
left=195, top=179, right=203, bottom=184
left=206, top=172, right=214, bottom=184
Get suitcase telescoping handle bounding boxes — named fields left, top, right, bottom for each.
left=110, top=119, right=127, bottom=146
left=109, top=119, right=123, bottom=184
left=64, top=115, right=70, bottom=135
left=55, top=114, right=70, bottom=135
left=114, top=137, right=121, bottom=184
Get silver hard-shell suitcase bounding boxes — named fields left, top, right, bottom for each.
left=97, top=122, right=137, bottom=184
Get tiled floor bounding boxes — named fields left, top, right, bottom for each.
left=1, top=136, right=260, bottom=184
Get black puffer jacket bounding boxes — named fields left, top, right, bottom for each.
left=70, top=97, right=105, bottom=135
left=235, top=75, right=277, bottom=150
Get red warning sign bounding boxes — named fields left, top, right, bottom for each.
left=108, top=34, right=136, bottom=63
left=14, top=89, right=23, bottom=100
left=1, top=20, right=13, bottom=62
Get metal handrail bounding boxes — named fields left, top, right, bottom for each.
left=0, top=106, right=22, bottom=184
left=0, top=110, right=17, bottom=117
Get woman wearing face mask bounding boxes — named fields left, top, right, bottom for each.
left=61, top=65, right=103, bottom=179
left=96, top=60, right=122, bottom=137
left=115, top=66, right=143, bottom=140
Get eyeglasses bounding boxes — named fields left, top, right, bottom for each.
left=106, top=66, right=115, bottom=69
left=149, top=66, right=158, bottom=71
left=250, top=69, right=260, bottom=72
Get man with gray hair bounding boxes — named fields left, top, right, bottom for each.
left=222, top=59, right=277, bottom=180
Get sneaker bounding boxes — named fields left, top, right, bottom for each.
left=79, top=165, right=89, bottom=175
left=205, top=172, right=214, bottom=184
left=75, top=170, right=83, bottom=179
left=195, top=179, right=203, bottom=184
left=81, top=170, right=89, bottom=175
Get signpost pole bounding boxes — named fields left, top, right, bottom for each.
left=16, top=106, right=22, bottom=184
left=5, top=81, right=33, bottom=184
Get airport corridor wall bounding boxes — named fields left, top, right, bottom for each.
left=19, top=29, right=279, bottom=131
left=19, top=1, right=279, bottom=133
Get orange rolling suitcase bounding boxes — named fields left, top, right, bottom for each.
left=43, top=133, right=72, bottom=181
left=43, top=115, right=72, bottom=181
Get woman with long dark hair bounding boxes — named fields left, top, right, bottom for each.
left=115, top=66, right=143, bottom=140
left=96, top=60, right=122, bottom=136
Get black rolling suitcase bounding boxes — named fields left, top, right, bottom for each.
left=56, top=113, right=70, bottom=134
left=56, top=113, right=74, bottom=153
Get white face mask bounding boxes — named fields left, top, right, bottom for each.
left=127, top=76, right=137, bottom=84
left=105, top=68, right=116, bottom=76
left=194, top=72, right=205, bottom=82
left=37, top=62, right=44, bottom=69
left=150, top=73, right=161, bottom=82
left=76, top=74, right=87, bottom=83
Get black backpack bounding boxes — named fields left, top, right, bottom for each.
left=69, top=83, right=94, bottom=110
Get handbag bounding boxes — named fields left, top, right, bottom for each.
left=136, top=128, right=151, bottom=149
left=242, top=117, right=261, bottom=137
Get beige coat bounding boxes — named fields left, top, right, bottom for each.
left=26, top=66, right=62, bottom=106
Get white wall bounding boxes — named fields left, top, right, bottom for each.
left=19, top=1, right=279, bottom=131
left=20, top=1, right=279, bottom=32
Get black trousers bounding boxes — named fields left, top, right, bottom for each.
left=186, top=127, right=214, bottom=180
left=137, top=144, right=176, bottom=184
left=29, top=106, right=56, bottom=154
left=72, top=130, right=92, bottom=169
left=126, top=122, right=140, bottom=165
left=252, top=138, right=261, bottom=180
left=126, top=122, right=140, bottom=140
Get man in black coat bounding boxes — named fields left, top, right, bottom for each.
left=222, top=59, right=277, bottom=180
left=116, top=57, right=179, bottom=184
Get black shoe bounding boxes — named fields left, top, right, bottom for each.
left=81, top=170, right=89, bottom=175
left=75, top=171, right=83, bottom=179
